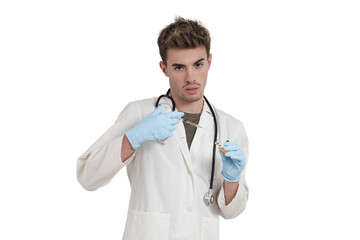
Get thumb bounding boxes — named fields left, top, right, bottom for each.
left=164, top=111, right=185, bottom=119
left=218, top=149, right=226, bottom=158
left=150, top=105, right=164, bottom=116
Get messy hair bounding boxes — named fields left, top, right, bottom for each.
left=157, top=16, right=211, bottom=65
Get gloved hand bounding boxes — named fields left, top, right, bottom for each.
left=219, top=141, right=246, bottom=182
left=126, top=105, right=184, bottom=149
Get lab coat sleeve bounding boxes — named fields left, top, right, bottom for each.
left=76, top=101, right=140, bottom=191
left=217, top=123, right=249, bottom=219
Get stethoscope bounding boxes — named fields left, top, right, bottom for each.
left=155, top=89, right=218, bottom=206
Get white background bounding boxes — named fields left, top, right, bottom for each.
left=1, top=0, right=359, bottom=239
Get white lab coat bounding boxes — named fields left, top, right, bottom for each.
left=77, top=97, right=249, bottom=240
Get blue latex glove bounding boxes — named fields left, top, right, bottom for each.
left=126, top=105, right=184, bottom=149
left=219, top=141, right=246, bottom=182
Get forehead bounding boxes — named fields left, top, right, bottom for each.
left=166, top=46, right=207, bottom=65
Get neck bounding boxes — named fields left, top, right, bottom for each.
left=174, top=98, right=204, bottom=114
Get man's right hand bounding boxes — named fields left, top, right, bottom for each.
left=126, top=105, right=184, bottom=150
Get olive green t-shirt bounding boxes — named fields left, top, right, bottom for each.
left=182, top=112, right=201, bottom=149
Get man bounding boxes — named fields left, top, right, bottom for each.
left=77, top=17, right=249, bottom=240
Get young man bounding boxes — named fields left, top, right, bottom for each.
left=77, top=17, right=249, bottom=240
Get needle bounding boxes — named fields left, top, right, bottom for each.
left=180, top=118, right=208, bottom=130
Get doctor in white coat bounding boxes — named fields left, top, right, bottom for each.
left=77, top=17, right=249, bottom=240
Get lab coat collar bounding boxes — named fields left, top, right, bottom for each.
left=171, top=97, right=215, bottom=173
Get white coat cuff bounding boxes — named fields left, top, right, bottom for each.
left=119, top=135, right=136, bottom=166
left=217, top=180, right=248, bottom=219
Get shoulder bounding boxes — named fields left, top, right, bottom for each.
left=115, top=97, right=158, bottom=123
left=211, top=104, right=248, bottom=145
left=212, top=105, right=245, bottom=129
left=125, top=97, right=157, bottom=107
left=122, top=97, right=158, bottom=116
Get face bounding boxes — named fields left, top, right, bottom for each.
left=160, top=46, right=212, bottom=105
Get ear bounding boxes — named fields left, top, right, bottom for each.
left=159, top=61, right=169, bottom=77
left=207, top=54, right=212, bottom=68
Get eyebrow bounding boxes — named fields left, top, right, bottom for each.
left=171, top=58, right=205, bottom=67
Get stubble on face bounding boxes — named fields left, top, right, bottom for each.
left=175, top=80, right=205, bottom=103
left=165, top=47, right=211, bottom=107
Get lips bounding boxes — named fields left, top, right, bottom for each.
left=185, top=87, right=198, bottom=90
left=185, top=87, right=199, bottom=94
left=185, top=85, right=199, bottom=90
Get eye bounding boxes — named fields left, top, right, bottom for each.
left=174, top=66, right=184, bottom=71
left=195, top=62, right=203, bottom=68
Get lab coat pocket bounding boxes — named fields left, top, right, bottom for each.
left=123, top=209, right=170, bottom=240
left=201, top=217, right=219, bottom=240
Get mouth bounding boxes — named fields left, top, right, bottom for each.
left=185, top=87, right=199, bottom=94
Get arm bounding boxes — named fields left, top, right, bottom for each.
left=76, top=102, right=139, bottom=191
left=77, top=102, right=183, bottom=190
left=218, top=174, right=249, bottom=219
left=218, top=124, right=249, bottom=218
left=121, top=135, right=136, bottom=162
left=223, top=180, right=239, bottom=205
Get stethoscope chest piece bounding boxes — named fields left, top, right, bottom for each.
left=203, top=189, right=214, bottom=206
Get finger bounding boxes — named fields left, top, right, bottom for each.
left=225, top=150, right=243, bottom=158
left=167, top=118, right=182, bottom=125
left=164, top=111, right=184, bottom=119
left=156, top=129, right=173, bottom=140
left=224, top=142, right=241, bottom=151
left=234, top=159, right=246, bottom=170
left=225, top=151, right=239, bottom=158
left=165, top=130, right=174, bottom=138
left=226, top=152, right=246, bottom=162
left=230, top=155, right=244, bottom=161
left=166, top=125, right=176, bottom=132
left=151, top=105, right=164, bottom=116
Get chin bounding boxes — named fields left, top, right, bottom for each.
left=182, top=94, right=203, bottom=103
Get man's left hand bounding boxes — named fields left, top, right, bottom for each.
left=219, top=141, right=246, bottom=182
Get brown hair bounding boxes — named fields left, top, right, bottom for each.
left=157, top=16, right=211, bottom=65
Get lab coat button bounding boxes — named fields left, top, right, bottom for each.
left=186, top=207, right=192, bottom=213
left=187, top=170, right=191, bottom=175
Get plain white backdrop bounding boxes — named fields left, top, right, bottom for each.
left=1, top=0, right=359, bottom=239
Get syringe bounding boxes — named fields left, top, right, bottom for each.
left=180, top=118, right=208, bottom=130
left=215, top=140, right=229, bottom=154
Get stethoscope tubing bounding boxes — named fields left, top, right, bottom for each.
left=155, top=89, right=175, bottom=111
left=203, top=95, right=217, bottom=190
left=155, top=89, right=218, bottom=204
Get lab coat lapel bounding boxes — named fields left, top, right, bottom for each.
left=190, top=102, right=215, bottom=152
left=173, top=120, right=193, bottom=171
left=173, top=100, right=215, bottom=173
left=169, top=97, right=215, bottom=173
left=160, top=96, right=192, bottom=171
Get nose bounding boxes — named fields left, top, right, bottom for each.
left=185, top=68, right=195, bottom=83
